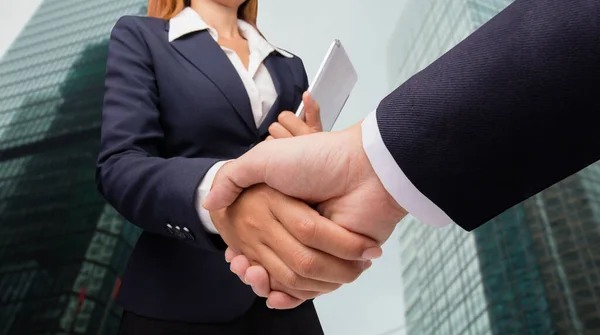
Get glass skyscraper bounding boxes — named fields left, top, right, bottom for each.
left=477, top=162, right=600, bottom=334
left=0, top=1, right=145, bottom=334
left=466, top=0, right=514, bottom=28
left=397, top=217, right=492, bottom=335
left=387, top=0, right=473, bottom=89
left=389, top=1, right=499, bottom=334
left=391, top=1, right=600, bottom=334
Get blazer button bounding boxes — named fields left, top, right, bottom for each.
left=182, top=227, right=196, bottom=241
left=174, top=226, right=186, bottom=240
left=166, top=224, right=175, bottom=236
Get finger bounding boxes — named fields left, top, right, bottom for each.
left=270, top=277, right=327, bottom=300
left=230, top=255, right=251, bottom=283
left=277, top=111, right=312, bottom=136
left=272, top=201, right=382, bottom=261
left=267, top=291, right=305, bottom=310
left=268, top=122, right=293, bottom=139
left=261, top=214, right=366, bottom=285
left=245, top=264, right=326, bottom=301
left=225, top=248, right=241, bottom=263
left=244, top=265, right=271, bottom=297
left=255, top=242, right=341, bottom=292
left=302, top=92, right=322, bottom=131
left=265, top=135, right=275, bottom=141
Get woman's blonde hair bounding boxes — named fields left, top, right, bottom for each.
left=147, top=0, right=258, bottom=25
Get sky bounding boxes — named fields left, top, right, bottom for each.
left=0, top=0, right=43, bottom=60
left=0, top=1, right=410, bottom=334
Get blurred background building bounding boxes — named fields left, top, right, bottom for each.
left=0, top=0, right=146, bottom=334
left=390, top=1, right=600, bottom=334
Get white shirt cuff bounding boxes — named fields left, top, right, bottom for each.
left=195, top=160, right=231, bottom=234
left=361, top=110, right=452, bottom=227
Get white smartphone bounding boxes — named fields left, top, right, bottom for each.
left=296, top=39, right=357, bottom=131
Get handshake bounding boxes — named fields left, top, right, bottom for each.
left=202, top=93, right=407, bottom=309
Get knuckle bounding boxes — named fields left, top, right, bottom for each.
left=242, top=217, right=262, bottom=233
left=268, top=123, right=279, bottom=133
left=277, top=113, right=286, bottom=123
left=278, top=111, right=293, bottom=123
left=294, top=251, right=319, bottom=278
left=295, top=217, right=318, bottom=242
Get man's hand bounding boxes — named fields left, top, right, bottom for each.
left=204, top=123, right=406, bottom=243
left=204, top=123, right=407, bottom=309
left=210, top=183, right=381, bottom=305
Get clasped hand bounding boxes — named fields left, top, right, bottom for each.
left=208, top=92, right=407, bottom=309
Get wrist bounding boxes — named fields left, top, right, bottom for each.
left=209, top=208, right=227, bottom=233
left=338, top=122, right=373, bottom=188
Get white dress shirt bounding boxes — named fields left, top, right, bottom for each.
left=362, top=110, right=453, bottom=227
left=168, top=7, right=293, bottom=234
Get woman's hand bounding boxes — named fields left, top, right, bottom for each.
left=210, top=184, right=378, bottom=307
left=267, top=92, right=322, bottom=140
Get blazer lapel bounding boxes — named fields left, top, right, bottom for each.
left=258, top=55, right=303, bottom=137
left=170, top=30, right=257, bottom=134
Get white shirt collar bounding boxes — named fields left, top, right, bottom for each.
left=168, top=7, right=293, bottom=59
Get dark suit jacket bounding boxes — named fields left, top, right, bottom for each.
left=377, top=0, right=600, bottom=230
left=96, top=16, right=308, bottom=323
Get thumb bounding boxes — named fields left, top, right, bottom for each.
left=202, top=150, right=268, bottom=210
left=303, top=92, right=322, bottom=131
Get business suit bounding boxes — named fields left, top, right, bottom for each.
left=96, top=13, right=322, bottom=334
left=368, top=0, right=600, bottom=230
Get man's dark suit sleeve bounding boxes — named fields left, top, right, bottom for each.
left=376, top=0, right=600, bottom=231
left=96, top=17, right=220, bottom=250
